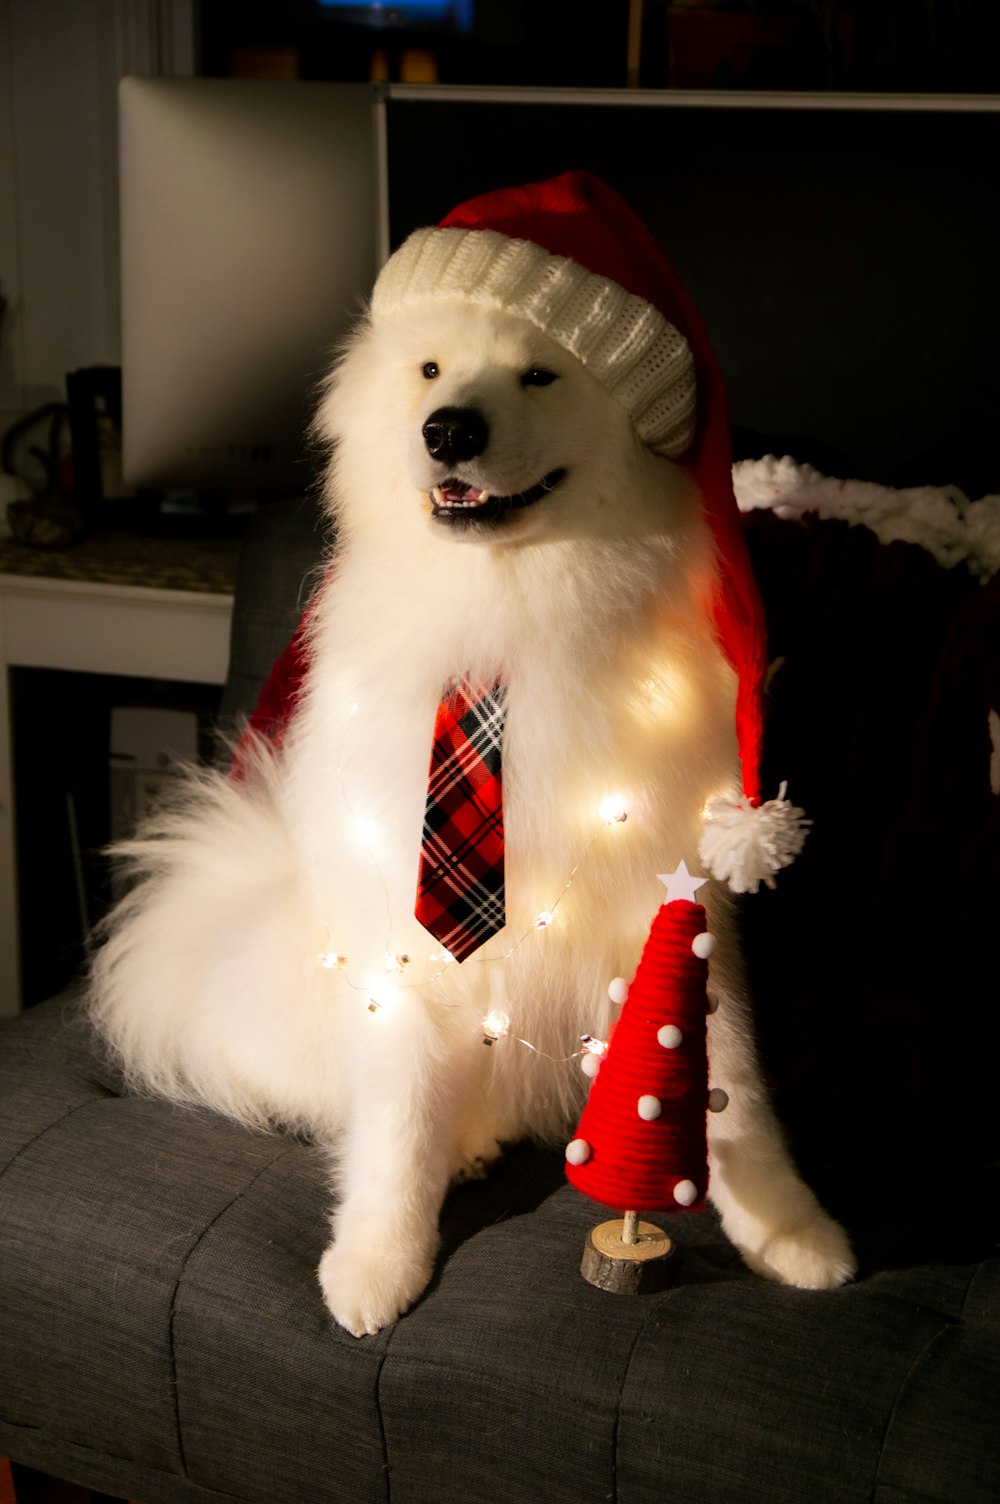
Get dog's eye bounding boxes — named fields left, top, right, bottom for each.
left=521, top=368, right=558, bottom=388
left=421, top=362, right=440, bottom=380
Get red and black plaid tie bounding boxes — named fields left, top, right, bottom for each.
left=414, top=678, right=507, bottom=962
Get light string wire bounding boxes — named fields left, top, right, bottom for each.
left=319, top=742, right=630, bottom=1059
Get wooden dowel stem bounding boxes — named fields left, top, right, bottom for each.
left=622, top=1209, right=639, bottom=1245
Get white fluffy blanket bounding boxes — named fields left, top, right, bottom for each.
left=734, top=455, right=1000, bottom=582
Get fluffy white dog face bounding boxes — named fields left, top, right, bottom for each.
left=321, top=298, right=661, bottom=548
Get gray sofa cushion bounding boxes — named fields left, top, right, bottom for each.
left=2, top=996, right=999, bottom=1504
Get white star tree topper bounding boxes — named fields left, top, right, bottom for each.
left=657, top=859, right=710, bottom=904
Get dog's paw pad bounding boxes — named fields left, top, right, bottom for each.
left=318, top=1241, right=434, bottom=1337
left=750, top=1215, right=856, bottom=1290
left=452, top=1146, right=504, bottom=1183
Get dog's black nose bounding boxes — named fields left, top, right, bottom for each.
left=422, top=407, right=488, bottom=466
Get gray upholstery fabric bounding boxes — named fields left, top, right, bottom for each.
left=2, top=997, right=999, bottom=1504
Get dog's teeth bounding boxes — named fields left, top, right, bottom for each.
left=431, top=484, right=494, bottom=511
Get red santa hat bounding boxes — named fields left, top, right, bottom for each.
left=371, top=172, right=807, bottom=892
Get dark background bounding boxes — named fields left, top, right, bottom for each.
left=199, top=0, right=1000, bottom=95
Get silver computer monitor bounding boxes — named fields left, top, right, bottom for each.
left=119, top=76, right=381, bottom=491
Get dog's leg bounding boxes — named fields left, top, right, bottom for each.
left=449, top=1075, right=507, bottom=1183
left=447, top=976, right=515, bottom=1181
left=704, top=912, right=856, bottom=1289
left=317, top=993, right=468, bottom=1336
left=706, top=1056, right=857, bottom=1289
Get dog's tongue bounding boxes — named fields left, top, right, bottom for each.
left=435, top=481, right=487, bottom=507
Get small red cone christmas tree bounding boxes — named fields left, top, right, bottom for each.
left=566, top=880, right=717, bottom=1292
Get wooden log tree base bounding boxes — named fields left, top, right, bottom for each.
left=580, top=1218, right=676, bottom=1294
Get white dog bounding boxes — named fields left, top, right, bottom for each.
left=90, top=174, right=854, bottom=1334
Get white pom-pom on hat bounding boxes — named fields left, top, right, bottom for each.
left=699, top=781, right=811, bottom=895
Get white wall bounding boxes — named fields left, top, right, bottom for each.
left=0, top=0, right=194, bottom=441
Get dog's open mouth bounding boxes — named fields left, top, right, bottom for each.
left=430, top=469, right=567, bottom=527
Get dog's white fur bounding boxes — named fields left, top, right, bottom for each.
left=90, top=299, right=854, bottom=1334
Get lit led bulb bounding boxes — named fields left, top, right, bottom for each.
left=534, top=909, right=555, bottom=930
left=383, top=952, right=411, bottom=973
left=366, top=974, right=399, bottom=1016
left=579, top=1033, right=608, bottom=1079
left=599, top=794, right=629, bottom=825
left=481, top=1010, right=511, bottom=1045
left=702, top=791, right=732, bottom=820
left=318, top=951, right=347, bottom=971
left=353, top=817, right=380, bottom=847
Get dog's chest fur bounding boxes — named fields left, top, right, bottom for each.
left=278, top=521, right=739, bottom=1103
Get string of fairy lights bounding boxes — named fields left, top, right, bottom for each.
left=315, top=770, right=718, bottom=1071
left=316, top=791, right=630, bottom=1063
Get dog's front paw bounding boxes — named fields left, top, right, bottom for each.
left=742, top=1211, right=856, bottom=1290
left=318, top=1239, right=436, bottom=1337
left=451, top=1137, right=504, bottom=1184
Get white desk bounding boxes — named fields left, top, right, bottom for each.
left=0, top=562, right=234, bottom=1016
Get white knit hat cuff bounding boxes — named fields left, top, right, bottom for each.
left=371, top=227, right=697, bottom=457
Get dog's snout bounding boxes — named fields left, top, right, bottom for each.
left=422, top=407, right=488, bottom=467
